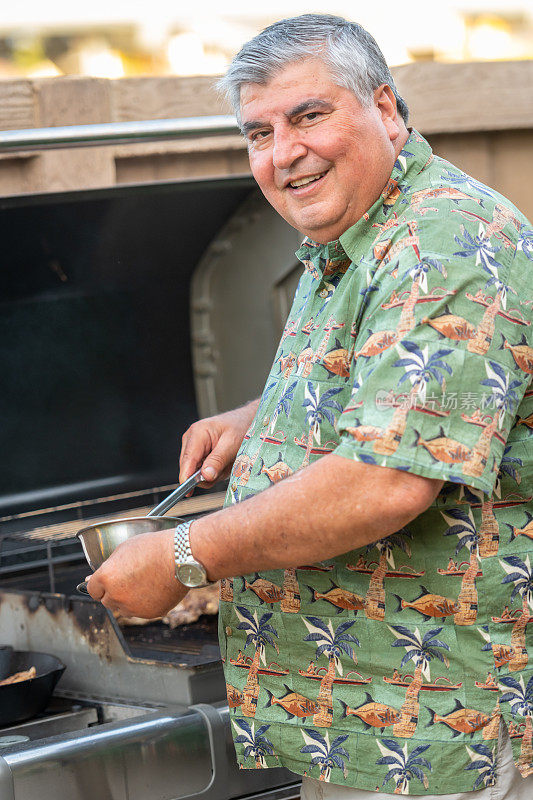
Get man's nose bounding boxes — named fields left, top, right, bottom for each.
left=272, top=128, right=307, bottom=170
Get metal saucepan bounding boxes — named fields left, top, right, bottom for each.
left=76, top=469, right=204, bottom=594
left=0, top=648, right=66, bottom=727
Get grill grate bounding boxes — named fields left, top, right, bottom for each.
left=6, top=492, right=224, bottom=543
left=123, top=616, right=220, bottom=666
left=0, top=488, right=225, bottom=593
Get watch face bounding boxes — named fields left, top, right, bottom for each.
left=177, top=562, right=206, bottom=587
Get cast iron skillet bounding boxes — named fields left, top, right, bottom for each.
left=0, top=647, right=66, bottom=727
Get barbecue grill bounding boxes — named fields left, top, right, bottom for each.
left=0, top=119, right=303, bottom=800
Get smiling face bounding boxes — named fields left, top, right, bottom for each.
left=240, top=58, right=408, bottom=243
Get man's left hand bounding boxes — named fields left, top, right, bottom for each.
left=86, top=530, right=188, bottom=619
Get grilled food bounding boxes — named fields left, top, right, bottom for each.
left=0, top=666, right=37, bottom=685
left=164, top=582, right=220, bottom=628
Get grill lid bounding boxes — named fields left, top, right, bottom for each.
left=0, top=176, right=254, bottom=516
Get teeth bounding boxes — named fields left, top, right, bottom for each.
left=290, top=172, right=326, bottom=188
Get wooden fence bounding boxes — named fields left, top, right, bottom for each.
left=0, top=61, right=532, bottom=220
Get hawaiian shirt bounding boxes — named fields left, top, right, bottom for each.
left=219, top=130, right=533, bottom=794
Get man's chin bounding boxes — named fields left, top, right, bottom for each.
left=290, top=216, right=347, bottom=244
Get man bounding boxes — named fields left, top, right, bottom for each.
left=87, top=15, right=533, bottom=798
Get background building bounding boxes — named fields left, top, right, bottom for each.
left=1, top=1, right=533, bottom=80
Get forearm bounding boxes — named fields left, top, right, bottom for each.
left=190, top=454, right=443, bottom=580
left=232, top=397, right=261, bottom=420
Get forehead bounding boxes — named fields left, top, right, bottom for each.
left=239, top=58, right=350, bottom=121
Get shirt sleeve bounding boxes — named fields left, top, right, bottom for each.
left=333, top=229, right=531, bottom=494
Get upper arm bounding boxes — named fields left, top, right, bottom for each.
left=333, top=214, right=530, bottom=496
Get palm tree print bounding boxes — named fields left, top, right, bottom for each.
left=359, top=269, right=379, bottom=312
left=235, top=606, right=279, bottom=717
left=453, top=226, right=516, bottom=355
left=455, top=229, right=500, bottom=271
left=232, top=718, right=275, bottom=769
left=517, top=223, right=533, bottom=261
left=376, top=739, right=432, bottom=794
left=303, top=616, right=359, bottom=727
left=463, top=361, right=522, bottom=479
left=478, top=446, right=522, bottom=557
left=467, top=274, right=515, bottom=355
left=396, top=258, right=447, bottom=339
left=248, top=381, right=276, bottom=438
left=364, top=530, right=413, bottom=621
left=482, top=360, right=522, bottom=413
left=258, top=379, right=276, bottom=410
left=270, top=380, right=297, bottom=434
left=301, top=382, right=343, bottom=467
left=314, top=316, right=345, bottom=367
left=441, top=169, right=496, bottom=198
left=499, top=674, right=533, bottom=777
left=300, top=729, right=349, bottom=782
left=389, top=624, right=450, bottom=737
left=280, top=568, right=300, bottom=613
left=441, top=507, right=480, bottom=625
left=465, top=743, right=497, bottom=788
left=499, top=555, right=533, bottom=671
left=497, top=445, right=523, bottom=487
left=373, top=341, right=452, bottom=455
left=220, top=578, right=234, bottom=602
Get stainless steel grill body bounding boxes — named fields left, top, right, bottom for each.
left=0, top=585, right=298, bottom=800
left=0, top=589, right=223, bottom=705
left=0, top=702, right=299, bottom=800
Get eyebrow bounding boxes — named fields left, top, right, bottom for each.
left=240, top=98, right=332, bottom=136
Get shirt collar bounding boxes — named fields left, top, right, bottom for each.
left=295, top=238, right=350, bottom=280
left=294, top=129, right=433, bottom=276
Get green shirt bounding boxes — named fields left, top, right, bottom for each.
left=219, top=130, right=533, bottom=794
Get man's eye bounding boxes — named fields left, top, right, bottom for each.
left=251, top=130, right=270, bottom=142
left=299, top=112, right=323, bottom=124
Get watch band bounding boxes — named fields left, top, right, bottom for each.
left=174, top=521, right=213, bottom=587
left=174, top=521, right=194, bottom=568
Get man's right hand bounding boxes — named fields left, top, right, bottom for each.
left=179, top=400, right=260, bottom=488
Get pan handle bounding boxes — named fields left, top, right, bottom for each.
left=76, top=582, right=90, bottom=595
left=147, top=469, right=204, bottom=517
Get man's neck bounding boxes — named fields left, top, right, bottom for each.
left=395, top=126, right=410, bottom=158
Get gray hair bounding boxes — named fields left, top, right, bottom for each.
left=218, top=14, right=409, bottom=126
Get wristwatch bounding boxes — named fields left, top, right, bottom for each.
left=174, top=521, right=212, bottom=588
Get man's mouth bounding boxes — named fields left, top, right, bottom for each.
left=288, top=170, right=328, bottom=189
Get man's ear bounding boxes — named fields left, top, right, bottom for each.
left=374, top=84, right=402, bottom=142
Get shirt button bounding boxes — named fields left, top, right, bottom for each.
left=225, top=626, right=232, bottom=636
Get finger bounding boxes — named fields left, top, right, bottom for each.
left=195, top=465, right=232, bottom=491
left=179, top=431, right=212, bottom=484
left=100, top=596, right=121, bottom=615
left=86, top=575, right=104, bottom=601
left=201, top=432, right=237, bottom=483
left=97, top=586, right=123, bottom=613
